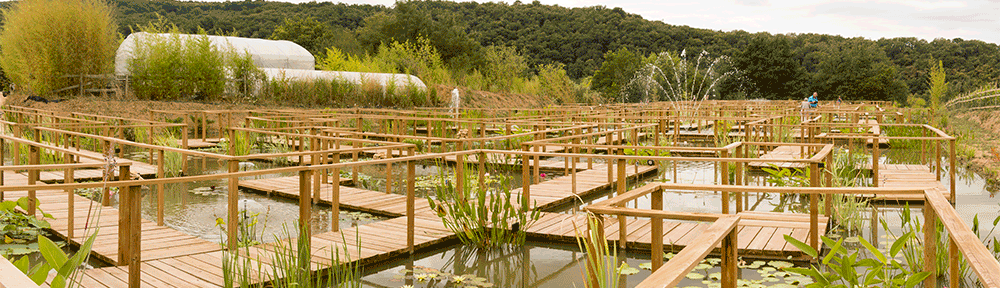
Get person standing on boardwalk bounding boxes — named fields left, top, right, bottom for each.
left=808, top=92, right=819, bottom=108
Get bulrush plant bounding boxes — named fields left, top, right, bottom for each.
left=219, top=222, right=363, bottom=288
left=574, top=213, right=624, bottom=288
left=427, top=163, right=541, bottom=248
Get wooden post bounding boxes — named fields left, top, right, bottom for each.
left=936, top=140, right=941, bottom=181
left=587, top=214, right=606, bottom=288
left=331, top=151, right=341, bottom=232
left=721, top=225, right=738, bottom=288
left=478, top=151, right=485, bottom=191
left=27, top=145, right=38, bottom=216
left=117, top=165, right=132, bottom=264
left=949, top=139, right=956, bottom=203
left=949, top=238, right=959, bottom=288
left=456, top=142, right=465, bottom=198
left=735, top=145, right=743, bottom=212
left=386, top=148, right=394, bottom=195
left=721, top=150, right=729, bottom=214
left=227, top=159, right=238, bottom=251
left=298, top=169, right=312, bottom=237
left=809, top=162, right=820, bottom=253
left=157, top=149, right=165, bottom=226
left=923, top=203, right=937, bottom=288
left=181, top=126, right=189, bottom=171
left=825, top=152, right=833, bottom=217
left=521, top=145, right=530, bottom=207
left=64, top=153, right=74, bottom=239
left=407, top=148, right=415, bottom=253
left=651, top=188, right=663, bottom=270
left=125, top=182, right=141, bottom=288
left=873, top=136, right=880, bottom=187
left=312, top=130, right=320, bottom=203
left=617, top=154, right=626, bottom=197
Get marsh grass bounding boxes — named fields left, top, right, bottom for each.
left=221, top=223, right=363, bottom=288
left=427, top=162, right=541, bottom=248
left=574, top=213, right=624, bottom=288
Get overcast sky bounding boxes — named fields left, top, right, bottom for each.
left=217, top=0, right=999, bottom=44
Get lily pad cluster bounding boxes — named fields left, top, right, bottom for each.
left=635, top=254, right=813, bottom=288
left=391, top=266, right=495, bottom=288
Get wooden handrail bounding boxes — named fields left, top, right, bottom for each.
left=635, top=216, right=740, bottom=288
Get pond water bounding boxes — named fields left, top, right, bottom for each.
left=361, top=242, right=811, bottom=288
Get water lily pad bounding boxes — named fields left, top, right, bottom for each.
left=844, top=236, right=860, bottom=243
left=768, top=260, right=794, bottom=269
left=685, top=272, right=705, bottom=280
left=639, top=262, right=653, bottom=270
left=616, top=262, right=639, bottom=275
left=708, top=272, right=721, bottom=280
left=695, top=263, right=713, bottom=270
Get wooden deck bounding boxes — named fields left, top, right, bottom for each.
left=526, top=210, right=828, bottom=259
left=71, top=216, right=458, bottom=288
left=514, top=164, right=658, bottom=210
left=864, top=164, right=950, bottom=202
left=861, top=119, right=889, bottom=147
left=239, top=176, right=434, bottom=217
left=178, top=138, right=220, bottom=149
left=3, top=172, right=221, bottom=266
left=748, top=145, right=809, bottom=169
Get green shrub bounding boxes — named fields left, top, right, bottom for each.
left=0, top=0, right=118, bottom=96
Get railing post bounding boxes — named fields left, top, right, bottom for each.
left=651, top=187, right=663, bottom=270
left=935, top=140, right=941, bottom=181
left=949, top=237, right=959, bottom=288
left=456, top=142, right=464, bottom=198
left=721, top=150, right=729, bottom=214
left=331, top=150, right=340, bottom=232
left=64, top=152, right=74, bottom=239
left=949, top=138, right=956, bottom=203
left=873, top=136, right=880, bottom=187
left=298, top=169, right=312, bottom=237
left=157, top=149, right=164, bottom=226
left=809, top=162, right=820, bottom=252
left=521, top=144, right=530, bottom=207
left=825, top=152, right=833, bottom=217
left=116, top=174, right=142, bottom=288
left=27, top=145, right=38, bottom=216
left=923, top=202, right=937, bottom=288
left=117, top=165, right=132, bottom=264
left=227, top=159, right=238, bottom=251
left=721, top=224, right=738, bottom=288
left=311, top=129, right=320, bottom=203
left=407, top=147, right=415, bottom=253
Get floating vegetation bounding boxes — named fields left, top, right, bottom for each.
left=391, top=266, right=496, bottom=288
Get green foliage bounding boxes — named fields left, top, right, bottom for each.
left=814, top=39, right=909, bottom=103
left=0, top=0, right=118, bottom=96
left=476, top=45, right=529, bottom=91
left=220, top=223, right=362, bottom=288
left=0, top=197, right=54, bottom=254
left=783, top=233, right=931, bottom=288
left=927, top=59, right=948, bottom=114
left=727, top=34, right=803, bottom=99
left=12, top=233, right=97, bottom=287
left=356, top=2, right=483, bottom=69
left=128, top=28, right=225, bottom=100
left=574, top=213, right=624, bottom=288
left=152, top=133, right=184, bottom=176
left=591, top=48, right=642, bottom=102
left=426, top=164, right=541, bottom=248
left=269, top=16, right=362, bottom=56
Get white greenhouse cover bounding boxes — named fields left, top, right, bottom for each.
left=115, top=32, right=315, bottom=75
left=261, top=68, right=427, bottom=91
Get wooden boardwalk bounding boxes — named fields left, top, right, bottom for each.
left=861, top=119, right=889, bottom=147
left=526, top=210, right=828, bottom=259
left=514, top=164, right=658, bottom=210
left=240, top=177, right=435, bottom=217
left=442, top=153, right=600, bottom=171
left=748, top=145, right=809, bottom=169
left=3, top=172, right=221, bottom=266
left=71, top=216, right=457, bottom=288
left=26, top=149, right=159, bottom=183
left=864, top=164, right=950, bottom=201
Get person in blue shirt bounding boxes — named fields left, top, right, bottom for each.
left=808, top=92, right=819, bottom=108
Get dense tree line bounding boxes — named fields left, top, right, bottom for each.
left=3, top=0, right=997, bottom=103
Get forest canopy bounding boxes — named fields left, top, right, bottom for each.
left=1, top=0, right=997, bottom=103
